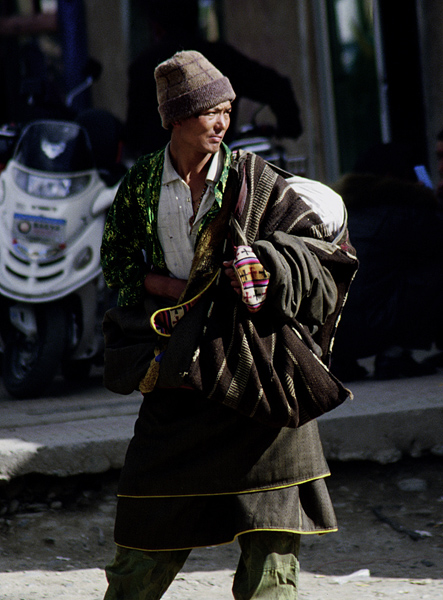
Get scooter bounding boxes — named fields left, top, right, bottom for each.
left=0, top=78, right=123, bottom=399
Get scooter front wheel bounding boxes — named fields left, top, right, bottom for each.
left=3, top=303, right=68, bottom=399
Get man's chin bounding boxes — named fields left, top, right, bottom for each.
left=207, top=138, right=223, bottom=150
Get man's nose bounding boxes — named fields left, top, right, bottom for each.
left=215, top=113, right=229, bottom=130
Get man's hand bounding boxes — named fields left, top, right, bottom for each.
left=144, top=272, right=187, bottom=302
left=223, top=260, right=241, bottom=294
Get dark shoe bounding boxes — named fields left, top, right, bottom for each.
left=374, top=351, right=437, bottom=380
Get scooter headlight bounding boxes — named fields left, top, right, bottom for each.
left=13, top=168, right=90, bottom=199
left=73, top=246, right=93, bottom=270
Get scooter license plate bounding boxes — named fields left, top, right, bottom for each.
left=13, top=213, right=67, bottom=244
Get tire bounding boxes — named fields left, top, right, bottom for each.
left=3, top=304, right=68, bottom=399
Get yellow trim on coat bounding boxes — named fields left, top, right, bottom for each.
left=150, top=270, right=219, bottom=337
left=116, top=472, right=330, bottom=499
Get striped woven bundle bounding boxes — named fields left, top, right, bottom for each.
left=185, top=151, right=359, bottom=428
left=233, top=245, right=270, bottom=312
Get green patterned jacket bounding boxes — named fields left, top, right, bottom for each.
left=100, top=144, right=233, bottom=306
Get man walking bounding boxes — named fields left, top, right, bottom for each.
left=101, top=50, right=357, bottom=599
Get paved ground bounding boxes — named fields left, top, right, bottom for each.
left=2, top=564, right=442, bottom=600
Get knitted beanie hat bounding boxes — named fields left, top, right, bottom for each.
left=155, top=50, right=236, bottom=129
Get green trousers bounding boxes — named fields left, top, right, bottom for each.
left=104, top=531, right=301, bottom=599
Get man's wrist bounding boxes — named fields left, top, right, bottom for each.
left=144, top=272, right=187, bottom=302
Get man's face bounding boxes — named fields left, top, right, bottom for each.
left=175, top=101, right=232, bottom=154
